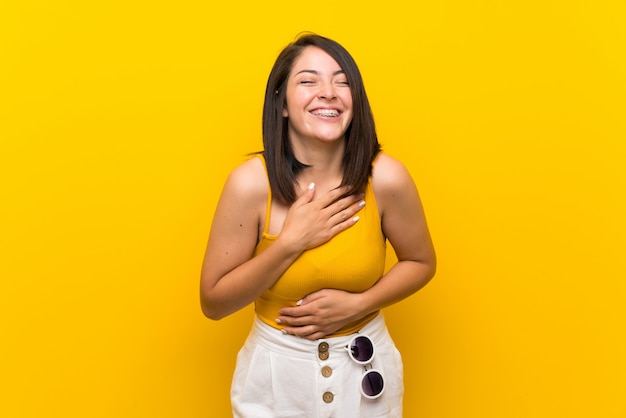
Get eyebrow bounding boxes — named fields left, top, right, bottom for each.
left=295, top=69, right=346, bottom=76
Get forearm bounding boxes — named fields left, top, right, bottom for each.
left=356, top=259, right=436, bottom=317
left=275, top=259, right=435, bottom=340
left=200, top=238, right=302, bottom=320
left=200, top=178, right=365, bottom=321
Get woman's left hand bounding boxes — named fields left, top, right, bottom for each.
left=276, top=289, right=365, bottom=340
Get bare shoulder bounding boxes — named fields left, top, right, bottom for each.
left=371, top=152, right=416, bottom=195
left=222, top=156, right=268, bottom=201
left=211, top=155, right=268, bottom=242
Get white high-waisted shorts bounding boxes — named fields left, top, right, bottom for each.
left=231, top=313, right=403, bottom=418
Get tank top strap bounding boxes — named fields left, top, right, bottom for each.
left=256, top=154, right=272, bottom=235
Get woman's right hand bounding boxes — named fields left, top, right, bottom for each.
left=278, top=183, right=365, bottom=252
left=201, top=160, right=366, bottom=321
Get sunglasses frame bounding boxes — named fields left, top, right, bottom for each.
left=345, top=334, right=385, bottom=399
left=346, top=334, right=376, bottom=364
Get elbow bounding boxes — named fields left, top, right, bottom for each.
left=200, top=274, right=231, bottom=320
left=425, top=254, right=437, bottom=282
left=417, top=263, right=436, bottom=290
left=202, top=309, right=226, bottom=321
left=427, top=256, right=437, bottom=279
left=200, top=300, right=229, bottom=321
left=415, top=254, right=437, bottom=287
left=199, top=288, right=230, bottom=321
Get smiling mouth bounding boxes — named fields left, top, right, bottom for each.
left=311, top=109, right=341, bottom=118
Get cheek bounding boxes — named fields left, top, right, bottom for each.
left=342, top=92, right=353, bottom=110
left=344, top=102, right=354, bottom=120
left=282, top=99, right=293, bottom=118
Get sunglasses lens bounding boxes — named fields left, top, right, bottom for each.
left=361, top=370, right=384, bottom=398
left=350, top=336, right=374, bottom=363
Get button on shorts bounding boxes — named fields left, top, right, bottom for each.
left=230, top=313, right=404, bottom=418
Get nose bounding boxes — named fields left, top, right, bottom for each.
left=318, top=81, right=337, bottom=100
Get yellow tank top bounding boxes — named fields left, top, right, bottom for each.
left=254, top=155, right=387, bottom=337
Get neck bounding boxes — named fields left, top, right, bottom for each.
left=290, top=140, right=345, bottom=191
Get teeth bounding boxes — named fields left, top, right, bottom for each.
left=313, top=109, right=340, bottom=117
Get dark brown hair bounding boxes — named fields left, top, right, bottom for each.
left=262, top=33, right=381, bottom=204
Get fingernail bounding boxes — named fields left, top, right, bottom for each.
left=353, top=215, right=360, bottom=222
left=275, top=318, right=282, bottom=324
left=296, top=299, right=303, bottom=306
left=359, top=200, right=366, bottom=208
left=308, top=182, right=315, bottom=190
left=281, top=329, right=288, bottom=334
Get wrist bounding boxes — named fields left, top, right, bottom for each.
left=352, top=290, right=378, bottom=319
left=273, top=234, right=304, bottom=260
left=350, top=292, right=373, bottom=321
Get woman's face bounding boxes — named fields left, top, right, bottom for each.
left=283, top=46, right=353, bottom=146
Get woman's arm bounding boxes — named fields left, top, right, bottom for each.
left=200, top=158, right=366, bottom=320
left=358, top=153, right=437, bottom=309
left=277, top=153, right=436, bottom=339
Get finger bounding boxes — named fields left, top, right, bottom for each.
left=278, top=305, right=304, bottom=317
left=301, top=332, right=325, bottom=341
left=327, top=214, right=360, bottom=237
left=334, top=192, right=365, bottom=212
left=303, top=332, right=327, bottom=341
left=293, top=182, right=316, bottom=207
left=295, top=326, right=330, bottom=341
left=282, top=324, right=319, bottom=339
left=327, top=198, right=365, bottom=225
left=327, top=199, right=362, bottom=227
left=276, top=308, right=314, bottom=325
left=297, top=289, right=330, bottom=306
left=322, top=196, right=365, bottom=226
left=318, top=185, right=352, bottom=208
left=277, top=317, right=316, bottom=335
left=276, top=307, right=299, bottom=318
left=277, top=296, right=313, bottom=316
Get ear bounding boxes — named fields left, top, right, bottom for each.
left=282, top=107, right=288, bottom=118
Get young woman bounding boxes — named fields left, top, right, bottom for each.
left=200, top=33, right=436, bottom=417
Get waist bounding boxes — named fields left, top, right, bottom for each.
left=247, top=312, right=389, bottom=358
left=254, top=302, right=380, bottom=338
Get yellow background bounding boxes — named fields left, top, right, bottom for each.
left=2, top=1, right=625, bottom=417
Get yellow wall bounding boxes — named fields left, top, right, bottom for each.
left=2, top=1, right=625, bottom=417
